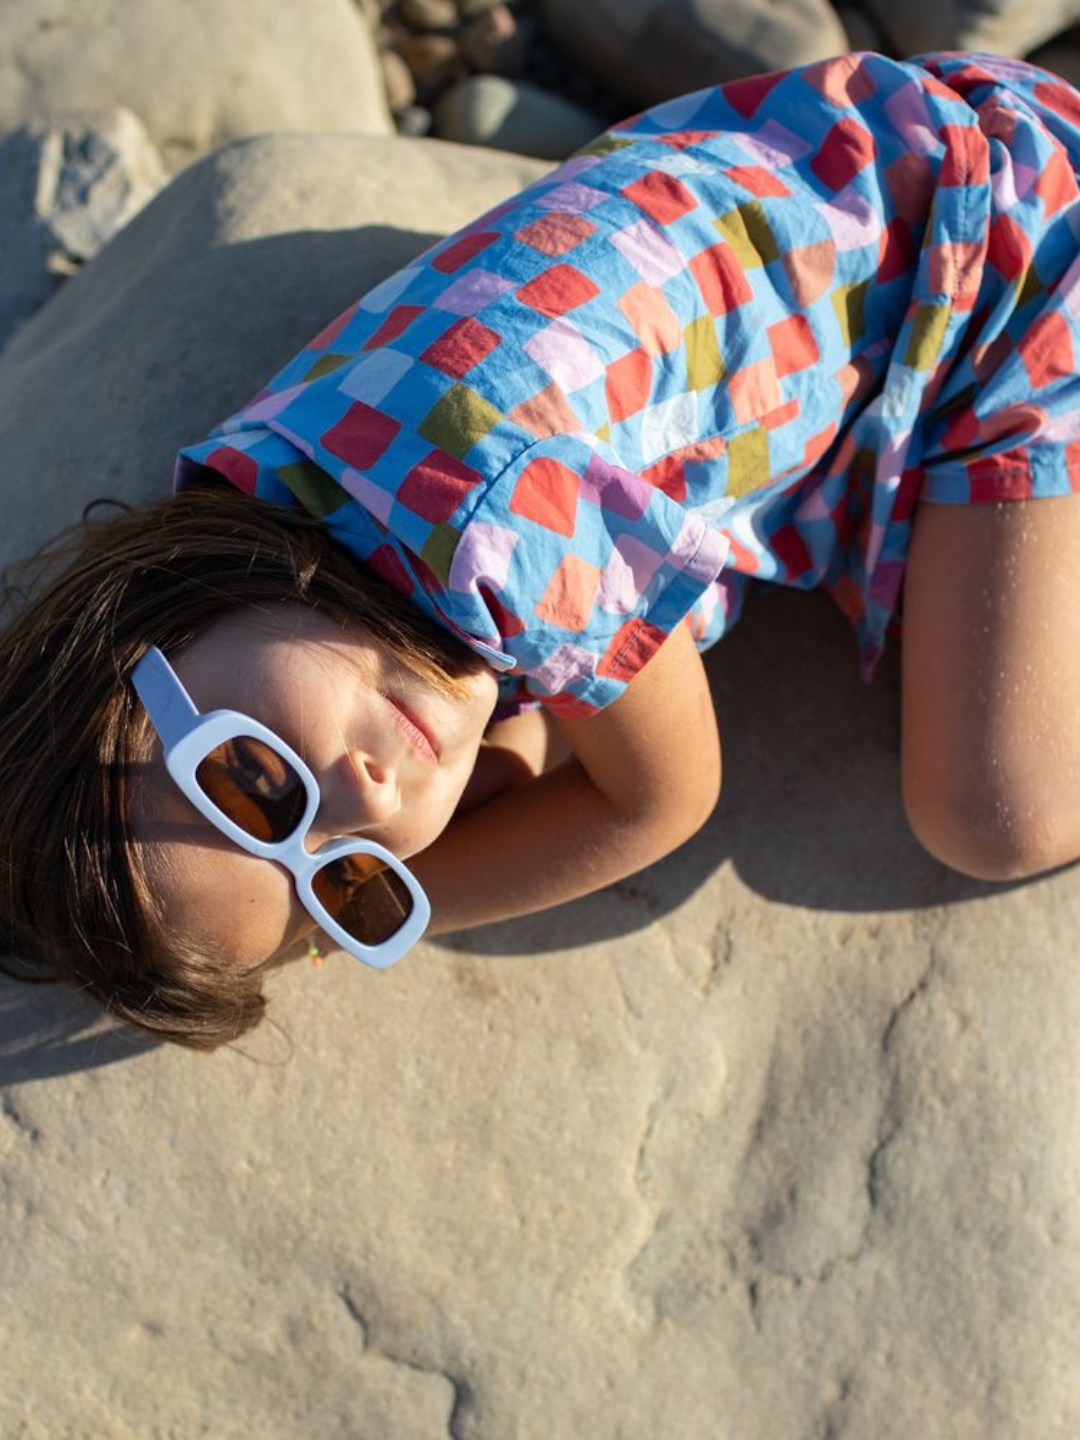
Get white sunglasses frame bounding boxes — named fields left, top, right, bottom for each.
left=130, top=644, right=430, bottom=968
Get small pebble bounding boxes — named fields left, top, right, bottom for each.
left=433, top=74, right=605, bottom=159
left=459, top=6, right=533, bottom=75
left=379, top=48, right=417, bottom=113
left=396, top=104, right=434, bottom=137
left=400, top=0, right=458, bottom=33
left=401, top=33, right=466, bottom=99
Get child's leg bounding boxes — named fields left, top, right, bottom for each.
left=901, top=493, right=1080, bottom=880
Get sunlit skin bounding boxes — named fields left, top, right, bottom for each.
left=132, top=605, right=501, bottom=968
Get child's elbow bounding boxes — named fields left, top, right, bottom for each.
left=652, top=737, right=722, bottom=854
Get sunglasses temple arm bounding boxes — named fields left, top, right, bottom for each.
left=130, top=645, right=203, bottom=747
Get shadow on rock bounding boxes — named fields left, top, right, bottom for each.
left=0, top=974, right=159, bottom=1085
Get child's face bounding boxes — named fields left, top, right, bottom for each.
left=131, top=605, right=499, bottom=968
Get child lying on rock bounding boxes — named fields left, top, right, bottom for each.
left=3, top=50, right=1080, bottom=1047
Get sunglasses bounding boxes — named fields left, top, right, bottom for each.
left=130, top=645, right=430, bottom=968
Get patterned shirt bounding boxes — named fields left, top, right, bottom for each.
left=177, top=51, right=1080, bottom=717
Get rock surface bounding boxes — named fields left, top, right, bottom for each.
left=3, top=129, right=1080, bottom=1438
left=0, top=107, right=165, bottom=353
left=538, top=0, right=850, bottom=106
left=432, top=74, right=605, bottom=156
left=0, top=0, right=392, bottom=172
left=859, top=0, right=1080, bottom=58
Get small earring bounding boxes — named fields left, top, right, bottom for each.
left=307, top=940, right=324, bottom=968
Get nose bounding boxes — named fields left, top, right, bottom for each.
left=312, top=751, right=401, bottom=841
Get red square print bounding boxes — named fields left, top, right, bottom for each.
left=421, top=317, right=501, bottom=378
left=321, top=401, right=401, bottom=470
left=883, top=151, right=935, bottom=225
left=363, top=305, right=423, bottom=350
left=515, top=213, right=597, bottom=256
left=720, top=70, right=784, bottom=120
left=431, top=231, right=499, bottom=273
left=1035, top=78, right=1080, bottom=129
left=771, top=523, right=813, bottom=579
left=535, top=554, right=602, bottom=631
left=809, top=118, right=877, bottom=192
left=877, top=218, right=916, bottom=284
left=938, top=124, right=989, bottom=188
left=689, top=243, right=753, bottom=314
left=802, top=54, right=878, bottom=106
left=618, top=281, right=683, bottom=355
left=508, top=382, right=582, bottom=438
left=987, top=214, right=1031, bottom=280
left=724, top=165, right=792, bottom=199
left=597, top=618, right=668, bottom=682
left=641, top=452, right=687, bottom=501
left=366, top=544, right=415, bottom=597
left=605, top=348, right=653, bottom=422
left=1035, top=144, right=1079, bottom=216
left=509, top=455, right=581, bottom=537
left=658, top=130, right=720, bottom=151
left=397, top=449, right=482, bottom=523
left=768, top=314, right=820, bottom=377
left=1019, top=312, right=1074, bottom=389
left=309, top=302, right=358, bottom=350
left=728, top=357, right=781, bottom=423
left=517, top=264, right=600, bottom=317
left=621, top=171, right=699, bottom=224
left=206, top=445, right=258, bottom=495
left=478, top=583, right=525, bottom=638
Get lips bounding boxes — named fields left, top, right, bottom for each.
left=384, top=693, right=440, bottom=766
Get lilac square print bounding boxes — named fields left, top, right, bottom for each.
left=434, top=270, right=517, bottom=317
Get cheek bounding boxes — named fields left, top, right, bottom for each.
left=144, top=838, right=304, bottom=967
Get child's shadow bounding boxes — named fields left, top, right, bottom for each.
left=451, top=585, right=1025, bottom=957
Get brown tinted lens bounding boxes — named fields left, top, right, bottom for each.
left=195, top=735, right=308, bottom=843
left=311, top=853, right=414, bottom=946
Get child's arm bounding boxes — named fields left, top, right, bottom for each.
left=411, top=622, right=721, bottom=933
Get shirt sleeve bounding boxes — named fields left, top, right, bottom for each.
left=177, top=425, right=728, bottom=719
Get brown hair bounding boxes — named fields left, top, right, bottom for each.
left=0, top=483, right=483, bottom=1050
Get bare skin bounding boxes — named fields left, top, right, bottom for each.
left=902, top=494, right=1080, bottom=880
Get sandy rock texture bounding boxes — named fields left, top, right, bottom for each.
left=3, top=130, right=1080, bottom=1439
left=0, top=0, right=391, bottom=173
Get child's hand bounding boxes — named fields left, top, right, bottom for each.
left=412, top=622, right=721, bottom=933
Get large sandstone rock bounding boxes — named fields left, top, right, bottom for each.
left=539, top=0, right=849, bottom=106
left=859, top=0, right=1080, bottom=59
left=3, top=132, right=1080, bottom=1437
left=0, top=0, right=392, bottom=172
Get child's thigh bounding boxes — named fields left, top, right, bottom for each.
left=901, top=492, right=1080, bottom=880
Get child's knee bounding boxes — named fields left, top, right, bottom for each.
left=902, top=768, right=1079, bottom=882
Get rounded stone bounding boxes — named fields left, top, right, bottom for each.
left=857, top=0, right=1080, bottom=56
left=432, top=74, right=604, bottom=159
left=401, top=33, right=466, bottom=100
left=0, top=0, right=393, bottom=173
left=379, top=47, right=417, bottom=114
left=538, top=0, right=849, bottom=106
left=459, top=6, right=533, bottom=76
left=400, top=0, right=459, bottom=32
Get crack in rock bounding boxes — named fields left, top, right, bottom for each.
left=867, top=944, right=941, bottom=1216
left=1, top=1094, right=42, bottom=1144
left=336, top=1286, right=475, bottom=1440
